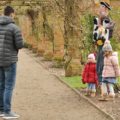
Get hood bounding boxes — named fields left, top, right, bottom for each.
left=0, top=16, right=14, bottom=25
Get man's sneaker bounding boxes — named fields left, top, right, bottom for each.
left=0, top=111, right=4, bottom=117
left=3, top=112, right=20, bottom=119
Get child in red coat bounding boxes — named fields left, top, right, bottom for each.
left=82, top=54, right=98, bottom=97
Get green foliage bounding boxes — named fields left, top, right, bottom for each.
left=81, top=13, right=94, bottom=48
left=80, top=13, right=95, bottom=64
left=53, top=56, right=64, bottom=68
left=42, top=6, right=54, bottom=43
left=110, top=8, right=120, bottom=50
left=110, top=37, right=120, bottom=51
left=26, top=8, right=40, bottom=41
left=24, top=42, right=32, bottom=49
left=43, top=51, right=53, bottom=61
left=80, top=10, right=120, bottom=64
left=15, top=16, right=19, bottom=25
left=43, top=23, right=54, bottom=42
left=53, top=56, right=63, bottom=62
left=61, top=76, right=86, bottom=89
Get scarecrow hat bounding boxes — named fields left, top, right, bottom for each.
left=100, top=1, right=111, bottom=10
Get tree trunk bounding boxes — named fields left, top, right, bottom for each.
left=64, top=0, right=82, bottom=77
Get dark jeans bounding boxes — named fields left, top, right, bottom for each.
left=0, top=63, right=17, bottom=113
left=96, top=46, right=104, bottom=83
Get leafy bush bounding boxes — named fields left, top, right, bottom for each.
left=80, top=13, right=95, bottom=64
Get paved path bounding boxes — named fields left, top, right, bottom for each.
left=2, top=49, right=112, bottom=120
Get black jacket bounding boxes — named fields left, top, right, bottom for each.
left=0, top=16, right=23, bottom=66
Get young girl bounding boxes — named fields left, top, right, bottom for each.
left=100, top=41, right=120, bottom=101
left=82, top=54, right=98, bottom=97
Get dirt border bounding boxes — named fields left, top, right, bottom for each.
left=54, top=75, right=115, bottom=120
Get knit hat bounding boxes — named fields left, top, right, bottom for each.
left=88, top=54, right=95, bottom=60
left=102, top=40, right=112, bottom=52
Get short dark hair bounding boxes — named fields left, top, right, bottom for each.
left=4, top=6, right=14, bottom=16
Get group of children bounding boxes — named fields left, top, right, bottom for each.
left=82, top=40, right=120, bottom=100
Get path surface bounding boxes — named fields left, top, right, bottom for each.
left=1, top=49, right=112, bottom=120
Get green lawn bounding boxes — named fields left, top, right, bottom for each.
left=61, top=76, right=87, bottom=89
left=61, top=51, right=120, bottom=89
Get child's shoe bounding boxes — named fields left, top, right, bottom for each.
left=0, top=111, right=4, bottom=117
left=108, top=94, right=115, bottom=101
left=91, top=92, right=96, bottom=97
left=3, top=112, right=20, bottom=119
left=85, top=90, right=91, bottom=97
left=98, top=94, right=108, bottom=101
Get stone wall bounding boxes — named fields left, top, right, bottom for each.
left=1, top=0, right=64, bottom=63
left=0, top=0, right=120, bottom=76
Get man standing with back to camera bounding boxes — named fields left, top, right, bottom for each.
left=0, top=6, right=23, bottom=119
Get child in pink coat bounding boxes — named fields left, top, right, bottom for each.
left=99, top=41, right=120, bottom=101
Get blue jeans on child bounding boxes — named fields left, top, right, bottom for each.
left=0, top=63, right=17, bottom=114
left=102, top=83, right=115, bottom=96
left=87, top=83, right=96, bottom=92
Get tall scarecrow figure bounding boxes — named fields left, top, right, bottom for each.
left=93, top=1, right=115, bottom=83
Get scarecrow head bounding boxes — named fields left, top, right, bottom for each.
left=99, top=1, right=111, bottom=17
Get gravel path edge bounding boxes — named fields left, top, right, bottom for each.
left=54, top=75, right=115, bottom=120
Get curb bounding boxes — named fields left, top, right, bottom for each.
left=54, top=75, right=115, bottom=120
